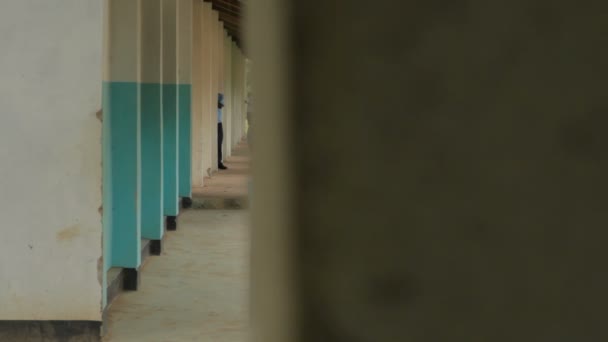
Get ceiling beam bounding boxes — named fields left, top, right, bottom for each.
left=221, top=20, right=239, bottom=28
left=214, top=0, right=241, bottom=11
left=219, top=14, right=240, bottom=27
left=211, top=3, right=241, bottom=17
left=219, top=22, right=240, bottom=36
left=218, top=12, right=240, bottom=26
left=222, top=26, right=240, bottom=36
left=205, top=0, right=243, bottom=49
left=218, top=11, right=240, bottom=21
left=221, top=22, right=240, bottom=37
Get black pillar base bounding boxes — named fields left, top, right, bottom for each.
left=166, top=216, right=177, bottom=231
left=182, top=197, right=193, bottom=209
left=123, top=268, right=140, bottom=291
left=150, top=240, right=162, bottom=256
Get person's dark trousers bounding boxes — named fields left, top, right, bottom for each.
left=218, top=122, right=224, bottom=168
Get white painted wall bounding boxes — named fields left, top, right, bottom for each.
left=0, top=0, right=104, bottom=320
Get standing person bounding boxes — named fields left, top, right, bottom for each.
left=218, top=93, right=227, bottom=170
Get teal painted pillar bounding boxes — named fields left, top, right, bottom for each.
left=141, top=0, right=164, bottom=240
left=110, top=82, right=141, bottom=267
left=163, top=82, right=178, bottom=216
left=178, top=0, right=193, bottom=198
left=163, top=0, right=179, bottom=217
left=178, top=84, right=191, bottom=197
left=105, top=0, right=141, bottom=270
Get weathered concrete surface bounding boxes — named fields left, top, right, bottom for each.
left=0, top=0, right=104, bottom=321
left=103, top=209, right=249, bottom=342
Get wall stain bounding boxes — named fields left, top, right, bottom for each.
left=56, top=224, right=81, bottom=242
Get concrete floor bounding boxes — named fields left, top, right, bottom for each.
left=193, top=143, right=250, bottom=200
left=103, top=144, right=251, bottom=342
left=103, top=210, right=250, bottom=342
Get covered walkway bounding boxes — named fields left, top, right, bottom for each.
left=0, top=1, right=253, bottom=340
left=7, top=0, right=608, bottom=341
left=193, top=141, right=250, bottom=209
left=103, top=145, right=251, bottom=341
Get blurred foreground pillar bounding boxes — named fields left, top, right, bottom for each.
left=250, top=1, right=608, bottom=341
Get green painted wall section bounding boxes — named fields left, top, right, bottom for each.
left=141, top=83, right=164, bottom=240
left=178, top=84, right=192, bottom=197
left=106, top=81, right=141, bottom=269
left=163, top=84, right=179, bottom=216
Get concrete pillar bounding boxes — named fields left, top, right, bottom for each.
left=218, top=25, right=226, bottom=161
left=210, top=10, right=220, bottom=171
left=177, top=0, right=193, bottom=199
left=230, top=43, right=236, bottom=147
left=249, top=0, right=292, bottom=339
left=232, top=47, right=239, bottom=145
left=231, top=43, right=242, bottom=147
left=250, top=0, right=608, bottom=341
left=200, top=2, right=214, bottom=178
left=224, top=34, right=233, bottom=157
left=243, top=57, right=248, bottom=139
left=240, top=53, right=247, bottom=140
left=162, top=0, right=179, bottom=218
left=140, top=0, right=164, bottom=242
left=241, top=52, right=246, bottom=140
left=191, top=0, right=204, bottom=187
left=0, top=0, right=104, bottom=328
left=237, top=50, right=245, bottom=141
left=106, top=0, right=142, bottom=271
